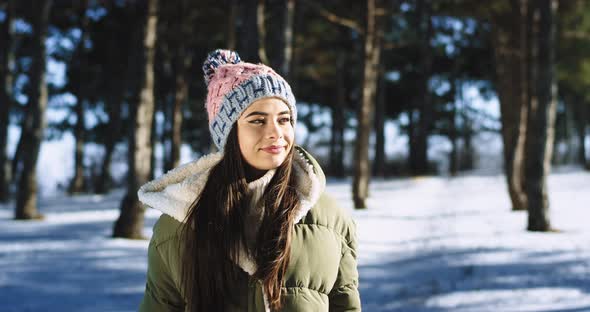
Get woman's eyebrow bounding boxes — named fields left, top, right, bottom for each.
left=244, top=111, right=290, bottom=118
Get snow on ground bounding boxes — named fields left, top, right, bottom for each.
left=1, top=169, right=589, bottom=311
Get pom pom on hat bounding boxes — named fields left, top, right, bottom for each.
left=202, top=49, right=242, bottom=86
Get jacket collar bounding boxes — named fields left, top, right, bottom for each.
left=138, top=146, right=325, bottom=224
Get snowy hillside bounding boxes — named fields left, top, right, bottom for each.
left=1, top=169, right=589, bottom=311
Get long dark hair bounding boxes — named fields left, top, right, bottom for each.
left=180, top=124, right=300, bottom=311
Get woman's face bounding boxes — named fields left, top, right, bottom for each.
left=237, top=97, right=294, bottom=171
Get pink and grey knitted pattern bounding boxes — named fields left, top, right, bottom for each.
left=202, top=49, right=296, bottom=150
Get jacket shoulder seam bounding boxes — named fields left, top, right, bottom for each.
left=283, top=285, right=329, bottom=296
left=152, top=231, right=181, bottom=249
left=295, top=222, right=345, bottom=241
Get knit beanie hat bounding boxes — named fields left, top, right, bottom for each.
left=202, top=49, right=297, bottom=150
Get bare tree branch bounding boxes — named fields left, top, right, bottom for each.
left=300, top=0, right=363, bottom=34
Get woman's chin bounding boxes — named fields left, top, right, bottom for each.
left=254, top=155, right=287, bottom=170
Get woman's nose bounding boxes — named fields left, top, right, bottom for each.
left=265, top=120, right=283, bottom=139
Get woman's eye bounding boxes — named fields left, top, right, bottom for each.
left=249, top=119, right=264, bottom=124
left=279, top=117, right=291, bottom=123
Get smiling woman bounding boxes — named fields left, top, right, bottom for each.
left=137, top=49, right=361, bottom=312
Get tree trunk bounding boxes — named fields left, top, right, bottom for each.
left=162, top=99, right=172, bottom=174
left=236, top=0, right=260, bottom=62
left=113, top=0, right=159, bottom=239
left=330, top=52, right=346, bottom=178
left=492, top=0, right=528, bottom=211
left=96, top=101, right=119, bottom=194
left=283, top=0, right=294, bottom=77
left=256, top=0, right=269, bottom=64
left=227, top=0, right=237, bottom=50
left=525, top=0, right=557, bottom=232
left=68, top=0, right=90, bottom=194
left=0, top=0, right=15, bottom=202
left=155, top=30, right=171, bottom=176
left=267, top=0, right=295, bottom=77
left=572, top=101, right=587, bottom=167
left=167, top=52, right=189, bottom=171
left=373, top=68, right=386, bottom=177
left=461, top=117, right=475, bottom=170
left=96, top=85, right=124, bottom=194
left=162, top=1, right=192, bottom=173
left=552, top=102, right=570, bottom=165
left=408, top=108, right=415, bottom=172
left=15, top=0, right=52, bottom=220
left=11, top=125, right=24, bottom=180
left=513, top=0, right=530, bottom=207
left=410, top=0, right=433, bottom=175
left=288, top=0, right=304, bottom=91
left=567, top=103, right=577, bottom=165
left=449, top=79, right=458, bottom=177
left=330, top=106, right=345, bottom=177
left=353, top=0, right=381, bottom=209
left=149, top=97, right=158, bottom=180
left=95, top=3, right=131, bottom=194
left=69, top=97, right=86, bottom=194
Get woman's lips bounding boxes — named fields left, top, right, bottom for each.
left=261, top=146, right=285, bottom=154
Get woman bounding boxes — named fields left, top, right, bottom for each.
left=138, top=49, right=360, bottom=311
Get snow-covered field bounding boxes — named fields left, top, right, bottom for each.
left=1, top=169, right=589, bottom=311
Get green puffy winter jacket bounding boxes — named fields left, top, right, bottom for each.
left=137, top=146, right=361, bottom=311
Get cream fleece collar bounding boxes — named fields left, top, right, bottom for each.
left=138, top=147, right=324, bottom=225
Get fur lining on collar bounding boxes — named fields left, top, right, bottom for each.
left=138, top=152, right=222, bottom=223
left=138, top=146, right=324, bottom=224
left=137, top=146, right=325, bottom=278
